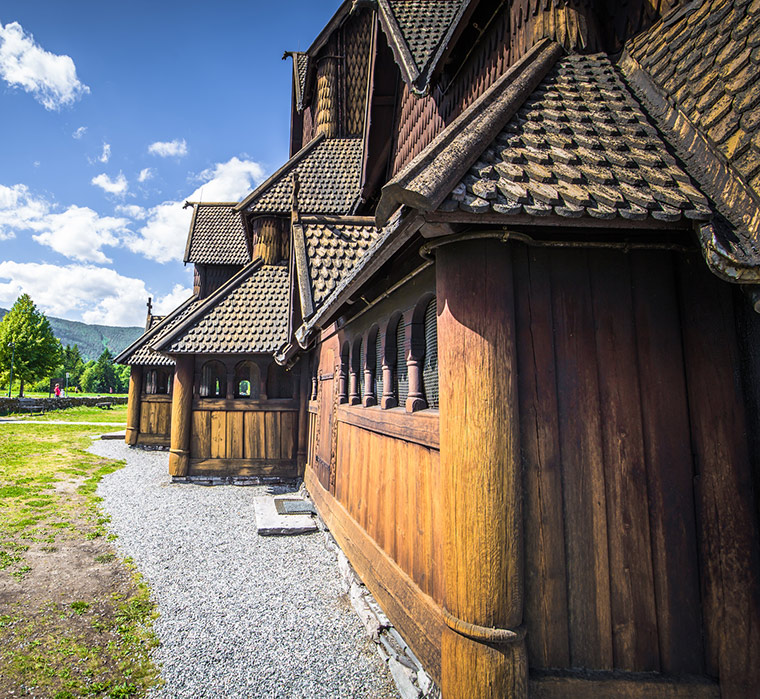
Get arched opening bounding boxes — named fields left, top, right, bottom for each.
left=200, top=360, right=227, bottom=398
left=395, top=316, right=408, bottom=407
left=422, top=297, right=438, bottom=409
left=234, top=361, right=261, bottom=399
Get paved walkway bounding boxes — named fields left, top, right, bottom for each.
left=91, top=440, right=398, bottom=699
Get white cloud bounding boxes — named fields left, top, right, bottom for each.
left=115, top=204, right=147, bottom=220
left=98, top=142, right=111, bottom=164
left=137, top=167, right=153, bottom=182
left=91, top=172, right=128, bottom=196
left=31, top=206, right=129, bottom=263
left=0, top=261, right=191, bottom=326
left=0, top=21, right=89, bottom=110
left=148, top=139, right=187, bottom=158
left=72, top=126, right=87, bottom=139
left=152, top=284, right=193, bottom=315
left=0, top=183, right=129, bottom=263
left=125, top=156, right=266, bottom=263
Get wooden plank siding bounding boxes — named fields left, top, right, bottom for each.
left=304, top=243, right=759, bottom=694
left=136, top=394, right=172, bottom=446
left=188, top=401, right=299, bottom=478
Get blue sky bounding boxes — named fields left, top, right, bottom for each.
left=0, top=1, right=340, bottom=326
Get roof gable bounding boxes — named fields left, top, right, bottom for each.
left=183, top=202, right=249, bottom=265
left=236, top=136, right=364, bottom=216
left=378, top=0, right=471, bottom=94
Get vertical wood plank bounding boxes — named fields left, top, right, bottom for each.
left=589, top=250, right=659, bottom=671
left=280, top=411, right=295, bottom=461
left=265, top=411, right=279, bottom=459
left=513, top=245, right=571, bottom=669
left=126, top=367, right=142, bottom=445
left=227, top=411, right=244, bottom=460
left=550, top=248, right=613, bottom=669
left=630, top=251, right=704, bottom=675
left=210, top=411, right=226, bottom=459
left=139, top=401, right=150, bottom=433
left=678, top=255, right=760, bottom=696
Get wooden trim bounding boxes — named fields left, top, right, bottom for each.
left=189, top=458, right=298, bottom=477
left=140, top=393, right=172, bottom=403
left=529, top=672, right=719, bottom=698
left=136, top=434, right=170, bottom=447
left=306, top=467, right=445, bottom=682
left=336, top=404, right=439, bottom=449
left=192, top=398, right=298, bottom=412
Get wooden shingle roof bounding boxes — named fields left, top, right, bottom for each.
left=155, top=262, right=289, bottom=355
left=620, top=0, right=760, bottom=280
left=183, top=202, right=249, bottom=265
left=114, top=295, right=202, bottom=367
left=236, top=135, right=363, bottom=216
left=439, top=53, right=711, bottom=223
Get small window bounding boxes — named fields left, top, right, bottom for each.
left=143, top=369, right=156, bottom=394
left=235, top=361, right=260, bottom=399
left=200, top=360, right=226, bottom=398
left=395, top=319, right=408, bottom=406
left=422, top=299, right=438, bottom=409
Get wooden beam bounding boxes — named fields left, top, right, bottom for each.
left=437, top=239, right=527, bottom=696
left=169, top=356, right=193, bottom=477
left=125, top=366, right=142, bottom=446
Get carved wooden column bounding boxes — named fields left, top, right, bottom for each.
left=406, top=314, right=426, bottom=412
left=437, top=238, right=526, bottom=698
left=297, top=363, right=310, bottom=476
left=125, top=366, right=142, bottom=446
left=380, top=322, right=397, bottom=409
left=363, top=360, right=376, bottom=407
left=168, top=355, right=193, bottom=477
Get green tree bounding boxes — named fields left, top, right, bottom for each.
left=62, top=344, right=86, bottom=389
left=80, top=349, right=118, bottom=393
left=0, top=294, right=61, bottom=396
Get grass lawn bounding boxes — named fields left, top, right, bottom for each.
left=0, top=407, right=161, bottom=697
left=11, top=405, right=130, bottom=425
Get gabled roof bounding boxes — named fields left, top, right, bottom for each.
left=183, top=202, right=249, bottom=265
left=377, top=0, right=472, bottom=95
left=283, top=51, right=309, bottom=112
left=154, top=261, right=289, bottom=355
left=291, top=215, right=381, bottom=322
left=235, top=135, right=364, bottom=216
left=620, top=0, right=760, bottom=280
left=114, top=295, right=201, bottom=367
left=438, top=53, right=711, bottom=224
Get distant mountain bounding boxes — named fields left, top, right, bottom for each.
left=0, top=308, right=143, bottom=362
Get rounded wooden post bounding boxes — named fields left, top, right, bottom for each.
left=169, top=355, right=193, bottom=477
left=437, top=239, right=527, bottom=698
left=297, top=363, right=310, bottom=475
left=125, top=366, right=142, bottom=446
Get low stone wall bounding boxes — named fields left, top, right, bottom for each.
left=0, top=396, right=128, bottom=415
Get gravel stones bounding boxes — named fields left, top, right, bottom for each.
left=92, top=440, right=398, bottom=699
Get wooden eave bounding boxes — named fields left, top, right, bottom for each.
left=375, top=39, right=564, bottom=226
left=151, top=258, right=265, bottom=354
left=182, top=202, right=201, bottom=264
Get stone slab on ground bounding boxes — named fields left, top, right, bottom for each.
left=253, top=496, right=318, bottom=536
left=100, top=431, right=126, bottom=440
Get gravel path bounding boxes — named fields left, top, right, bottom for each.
left=91, top=440, right=398, bottom=699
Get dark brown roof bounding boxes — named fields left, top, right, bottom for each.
left=438, top=53, right=711, bottom=224
left=236, top=135, right=363, bottom=216
left=298, top=217, right=381, bottom=314
left=156, top=263, right=289, bottom=355
left=183, top=202, right=249, bottom=265
left=378, top=0, right=470, bottom=94
left=115, top=295, right=202, bottom=367
left=620, top=0, right=760, bottom=279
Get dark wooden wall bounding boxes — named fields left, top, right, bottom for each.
left=137, top=394, right=171, bottom=446
left=305, top=242, right=760, bottom=696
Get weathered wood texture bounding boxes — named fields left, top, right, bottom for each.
left=333, top=416, right=442, bottom=602
left=514, top=245, right=760, bottom=693
left=168, top=355, right=193, bottom=477
left=136, top=394, right=171, bottom=447
left=437, top=239, right=526, bottom=697
left=188, top=403, right=298, bottom=477
left=125, top=366, right=142, bottom=446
